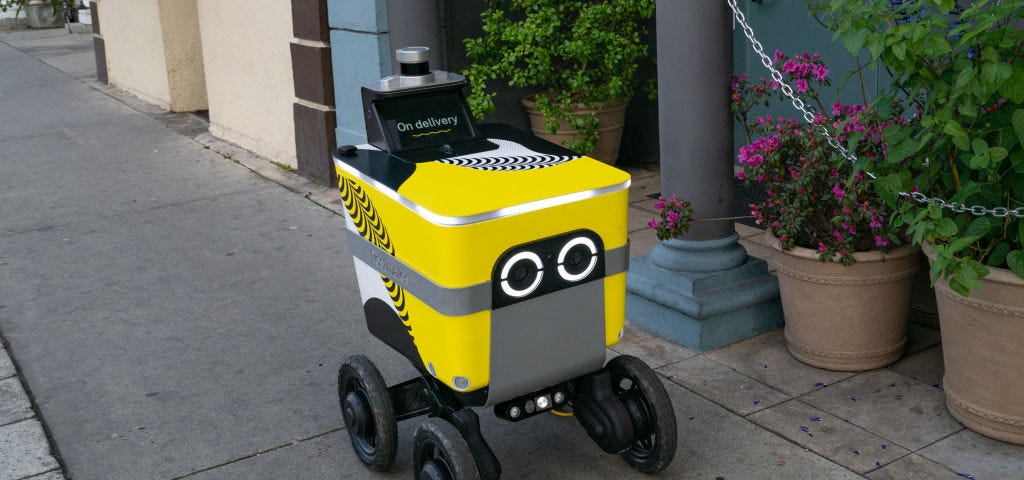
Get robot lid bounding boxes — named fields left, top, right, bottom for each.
left=334, top=124, right=631, bottom=226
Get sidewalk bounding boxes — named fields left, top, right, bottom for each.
left=2, top=27, right=1023, bottom=480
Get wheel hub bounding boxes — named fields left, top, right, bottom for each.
left=418, top=457, right=453, bottom=480
left=343, top=390, right=372, bottom=437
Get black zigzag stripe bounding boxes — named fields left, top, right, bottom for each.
left=340, top=177, right=409, bottom=321
left=438, top=154, right=577, bottom=171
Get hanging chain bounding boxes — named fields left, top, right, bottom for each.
left=725, top=0, right=1024, bottom=219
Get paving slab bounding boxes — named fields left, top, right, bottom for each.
left=0, top=419, right=60, bottom=480
left=626, top=171, right=660, bottom=204
left=610, top=323, right=699, bottom=369
left=800, top=369, right=962, bottom=451
left=748, top=399, right=910, bottom=475
left=0, top=377, right=33, bottom=426
left=705, top=329, right=857, bottom=397
left=658, top=355, right=790, bottom=416
left=890, top=345, right=944, bottom=387
left=865, top=454, right=962, bottom=480
left=626, top=228, right=659, bottom=258
left=0, top=189, right=421, bottom=480
left=918, top=429, right=1024, bottom=480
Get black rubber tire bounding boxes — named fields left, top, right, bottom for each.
left=607, top=354, right=678, bottom=474
left=338, top=355, right=398, bottom=471
left=412, top=418, right=481, bottom=480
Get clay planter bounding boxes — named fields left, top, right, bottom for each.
left=768, top=231, right=920, bottom=371
left=522, top=94, right=627, bottom=165
left=924, top=245, right=1024, bottom=445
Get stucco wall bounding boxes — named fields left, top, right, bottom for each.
left=97, top=0, right=207, bottom=112
left=157, top=0, right=207, bottom=112
left=99, top=0, right=172, bottom=109
left=197, top=0, right=297, bottom=167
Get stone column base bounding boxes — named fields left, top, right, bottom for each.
left=625, top=237, right=783, bottom=351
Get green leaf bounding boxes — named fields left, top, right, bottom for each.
left=843, top=29, right=869, bottom=55
left=949, top=235, right=978, bottom=253
left=1008, top=250, right=1024, bottom=278
left=887, top=137, right=921, bottom=164
left=1019, top=220, right=1024, bottom=245
left=953, top=264, right=980, bottom=291
left=875, top=173, right=904, bottom=207
left=988, top=242, right=1010, bottom=267
left=954, top=66, right=976, bottom=88
left=892, top=42, right=907, bottom=61
left=964, top=217, right=996, bottom=238
left=969, top=152, right=990, bottom=169
left=936, top=218, right=959, bottom=237
left=1013, top=109, right=1024, bottom=143
left=972, top=138, right=988, bottom=154
left=989, top=147, right=1009, bottom=165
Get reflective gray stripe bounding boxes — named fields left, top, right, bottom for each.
left=346, top=229, right=492, bottom=316
left=333, top=157, right=631, bottom=226
left=346, top=229, right=630, bottom=316
left=605, top=239, right=630, bottom=277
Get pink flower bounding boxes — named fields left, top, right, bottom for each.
left=667, top=211, right=681, bottom=223
left=736, top=170, right=746, bottom=180
left=648, top=218, right=658, bottom=229
left=795, top=79, right=809, bottom=94
left=654, top=200, right=665, bottom=210
left=870, top=215, right=884, bottom=229
left=874, top=235, right=890, bottom=247
left=832, top=184, right=845, bottom=199
left=833, top=231, right=844, bottom=243
left=818, top=242, right=827, bottom=253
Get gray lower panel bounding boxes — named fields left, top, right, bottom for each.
left=487, top=280, right=607, bottom=405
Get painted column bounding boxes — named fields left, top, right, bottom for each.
left=327, top=0, right=391, bottom=146
left=624, top=0, right=782, bottom=351
left=291, top=0, right=337, bottom=186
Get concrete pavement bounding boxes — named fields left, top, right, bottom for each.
left=2, top=27, right=1023, bottom=480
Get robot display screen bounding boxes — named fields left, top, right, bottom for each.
left=376, top=91, right=475, bottom=151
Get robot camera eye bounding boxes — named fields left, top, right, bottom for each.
left=557, top=236, right=598, bottom=282
left=499, top=251, right=544, bottom=298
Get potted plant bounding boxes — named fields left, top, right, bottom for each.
left=810, top=0, right=1024, bottom=444
left=0, top=0, right=65, bottom=28
left=462, top=0, right=655, bottom=164
left=732, top=51, right=919, bottom=371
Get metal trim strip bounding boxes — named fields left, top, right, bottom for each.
left=346, top=229, right=630, bottom=316
left=333, top=156, right=631, bottom=226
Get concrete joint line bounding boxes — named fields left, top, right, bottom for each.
left=169, top=427, right=343, bottom=479
left=330, top=27, right=388, bottom=35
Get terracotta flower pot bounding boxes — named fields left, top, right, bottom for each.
left=522, top=94, right=627, bottom=165
left=924, top=244, right=1024, bottom=445
left=768, top=231, right=920, bottom=371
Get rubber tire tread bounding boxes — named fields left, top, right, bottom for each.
left=339, top=355, right=398, bottom=471
left=607, top=354, right=678, bottom=474
left=413, top=418, right=481, bottom=480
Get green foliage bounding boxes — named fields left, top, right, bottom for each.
left=810, top=0, right=1024, bottom=294
left=462, top=0, right=655, bottom=154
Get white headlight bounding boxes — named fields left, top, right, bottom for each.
left=499, top=250, right=544, bottom=298
left=556, top=236, right=598, bottom=282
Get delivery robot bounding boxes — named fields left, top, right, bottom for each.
left=335, top=47, right=677, bottom=479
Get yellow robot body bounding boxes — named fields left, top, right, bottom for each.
left=336, top=127, right=630, bottom=406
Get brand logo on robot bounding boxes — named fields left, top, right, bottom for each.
left=371, top=249, right=409, bottom=285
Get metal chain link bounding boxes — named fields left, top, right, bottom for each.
left=726, top=0, right=1024, bottom=218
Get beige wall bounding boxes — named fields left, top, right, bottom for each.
left=158, top=0, right=208, bottom=112
left=197, top=0, right=297, bottom=167
left=98, top=0, right=207, bottom=112
left=99, top=0, right=172, bottom=109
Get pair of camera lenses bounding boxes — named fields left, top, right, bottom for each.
left=499, top=235, right=599, bottom=299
